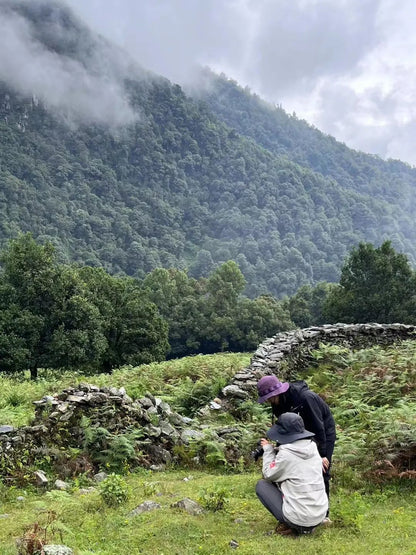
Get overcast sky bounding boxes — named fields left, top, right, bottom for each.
left=2, top=0, right=415, bottom=165
left=60, top=0, right=416, bottom=166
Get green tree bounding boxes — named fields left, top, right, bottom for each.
left=0, top=234, right=106, bottom=378
left=228, top=295, right=294, bottom=351
left=142, top=267, right=205, bottom=358
left=324, top=241, right=416, bottom=324
left=285, top=282, right=335, bottom=328
left=79, top=267, right=169, bottom=372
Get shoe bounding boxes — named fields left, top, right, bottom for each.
left=275, top=523, right=295, bottom=536
left=322, top=517, right=333, bottom=526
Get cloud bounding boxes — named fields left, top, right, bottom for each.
left=0, top=0, right=137, bottom=127
left=3, top=0, right=416, bottom=164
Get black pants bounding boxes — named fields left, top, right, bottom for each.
left=255, top=479, right=315, bottom=534
left=324, top=440, right=335, bottom=516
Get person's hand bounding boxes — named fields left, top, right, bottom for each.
left=322, top=457, right=330, bottom=472
left=260, top=438, right=270, bottom=447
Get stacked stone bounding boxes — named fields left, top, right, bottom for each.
left=220, top=323, right=416, bottom=404
left=0, top=383, right=196, bottom=478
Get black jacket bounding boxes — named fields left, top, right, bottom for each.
left=272, top=381, right=336, bottom=458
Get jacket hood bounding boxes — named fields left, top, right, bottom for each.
left=289, top=380, right=309, bottom=406
left=279, top=439, right=317, bottom=460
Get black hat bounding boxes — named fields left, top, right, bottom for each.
left=267, top=412, right=315, bottom=444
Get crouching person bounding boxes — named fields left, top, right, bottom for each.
left=255, top=412, right=328, bottom=536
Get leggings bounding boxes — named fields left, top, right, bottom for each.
left=255, top=479, right=316, bottom=534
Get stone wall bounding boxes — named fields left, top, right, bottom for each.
left=220, top=323, right=416, bottom=403
left=0, top=383, right=197, bottom=480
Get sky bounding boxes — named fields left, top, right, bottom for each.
left=62, top=0, right=416, bottom=166
left=2, top=0, right=416, bottom=165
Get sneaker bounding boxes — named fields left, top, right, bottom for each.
left=322, top=517, right=333, bottom=526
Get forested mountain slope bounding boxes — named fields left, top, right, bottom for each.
left=1, top=1, right=416, bottom=297
left=196, top=69, right=416, bottom=200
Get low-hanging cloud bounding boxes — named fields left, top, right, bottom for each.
left=0, top=0, right=137, bottom=127
left=64, top=0, right=416, bottom=165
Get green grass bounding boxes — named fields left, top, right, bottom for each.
left=1, top=470, right=415, bottom=554
left=1, top=346, right=416, bottom=553
left=0, top=352, right=251, bottom=427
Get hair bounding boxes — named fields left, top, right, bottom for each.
left=271, top=391, right=291, bottom=418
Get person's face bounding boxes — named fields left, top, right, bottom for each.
left=267, top=395, right=280, bottom=405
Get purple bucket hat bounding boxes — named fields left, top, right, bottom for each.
left=257, top=375, right=289, bottom=403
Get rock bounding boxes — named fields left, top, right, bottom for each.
left=16, top=496, right=25, bottom=502
left=42, top=546, right=73, bottom=555
left=160, top=420, right=177, bottom=438
left=54, top=479, right=69, bottom=490
left=149, top=464, right=166, bottom=472
left=222, top=385, right=248, bottom=399
left=129, top=501, right=162, bottom=516
left=171, top=497, right=204, bottom=515
left=180, top=429, right=204, bottom=444
left=93, top=472, right=108, bottom=483
left=34, top=470, right=48, bottom=486
left=0, top=425, right=14, bottom=434
left=138, top=397, right=154, bottom=409
left=78, top=487, right=96, bottom=494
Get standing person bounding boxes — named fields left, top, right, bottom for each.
left=256, top=412, right=328, bottom=535
left=257, top=374, right=336, bottom=519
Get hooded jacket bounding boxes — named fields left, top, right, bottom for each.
left=272, top=381, right=336, bottom=457
left=262, top=439, right=328, bottom=527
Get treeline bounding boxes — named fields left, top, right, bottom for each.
left=1, top=234, right=416, bottom=380
left=0, top=234, right=292, bottom=379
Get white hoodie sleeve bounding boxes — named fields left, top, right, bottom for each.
left=261, top=444, right=290, bottom=482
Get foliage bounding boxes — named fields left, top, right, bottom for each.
left=330, top=490, right=369, bottom=532
left=143, top=263, right=293, bottom=359
left=1, top=470, right=416, bottom=554
left=0, top=234, right=107, bottom=378
left=284, top=282, right=336, bottom=328
left=81, top=418, right=142, bottom=473
left=99, top=473, right=129, bottom=507
left=307, top=341, right=416, bottom=482
left=79, top=266, right=169, bottom=371
left=3, top=9, right=416, bottom=302
left=16, top=510, right=63, bottom=555
left=324, top=241, right=416, bottom=324
left=199, top=486, right=230, bottom=511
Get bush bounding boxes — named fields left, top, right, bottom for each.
left=199, top=486, right=229, bottom=512
left=99, top=473, right=129, bottom=507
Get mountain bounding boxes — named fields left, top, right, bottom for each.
left=1, top=0, right=416, bottom=298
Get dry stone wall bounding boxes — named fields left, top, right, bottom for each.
left=220, top=323, right=416, bottom=403
left=0, top=383, right=197, bottom=480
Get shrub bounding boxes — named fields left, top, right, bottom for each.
left=99, top=473, right=129, bottom=507
left=199, top=486, right=229, bottom=512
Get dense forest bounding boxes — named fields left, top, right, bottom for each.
left=1, top=1, right=416, bottom=299
left=2, top=232, right=416, bottom=378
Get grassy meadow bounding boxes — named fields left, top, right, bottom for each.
left=0, top=346, right=416, bottom=554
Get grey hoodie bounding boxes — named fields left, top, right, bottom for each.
left=262, top=439, right=328, bottom=527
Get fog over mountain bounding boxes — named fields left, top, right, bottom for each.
left=0, top=0, right=138, bottom=126
left=2, top=0, right=416, bottom=299
left=65, top=0, right=416, bottom=166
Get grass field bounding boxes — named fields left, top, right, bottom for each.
left=1, top=470, right=415, bottom=554
left=1, top=348, right=415, bottom=554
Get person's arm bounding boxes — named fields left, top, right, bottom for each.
left=261, top=439, right=288, bottom=482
